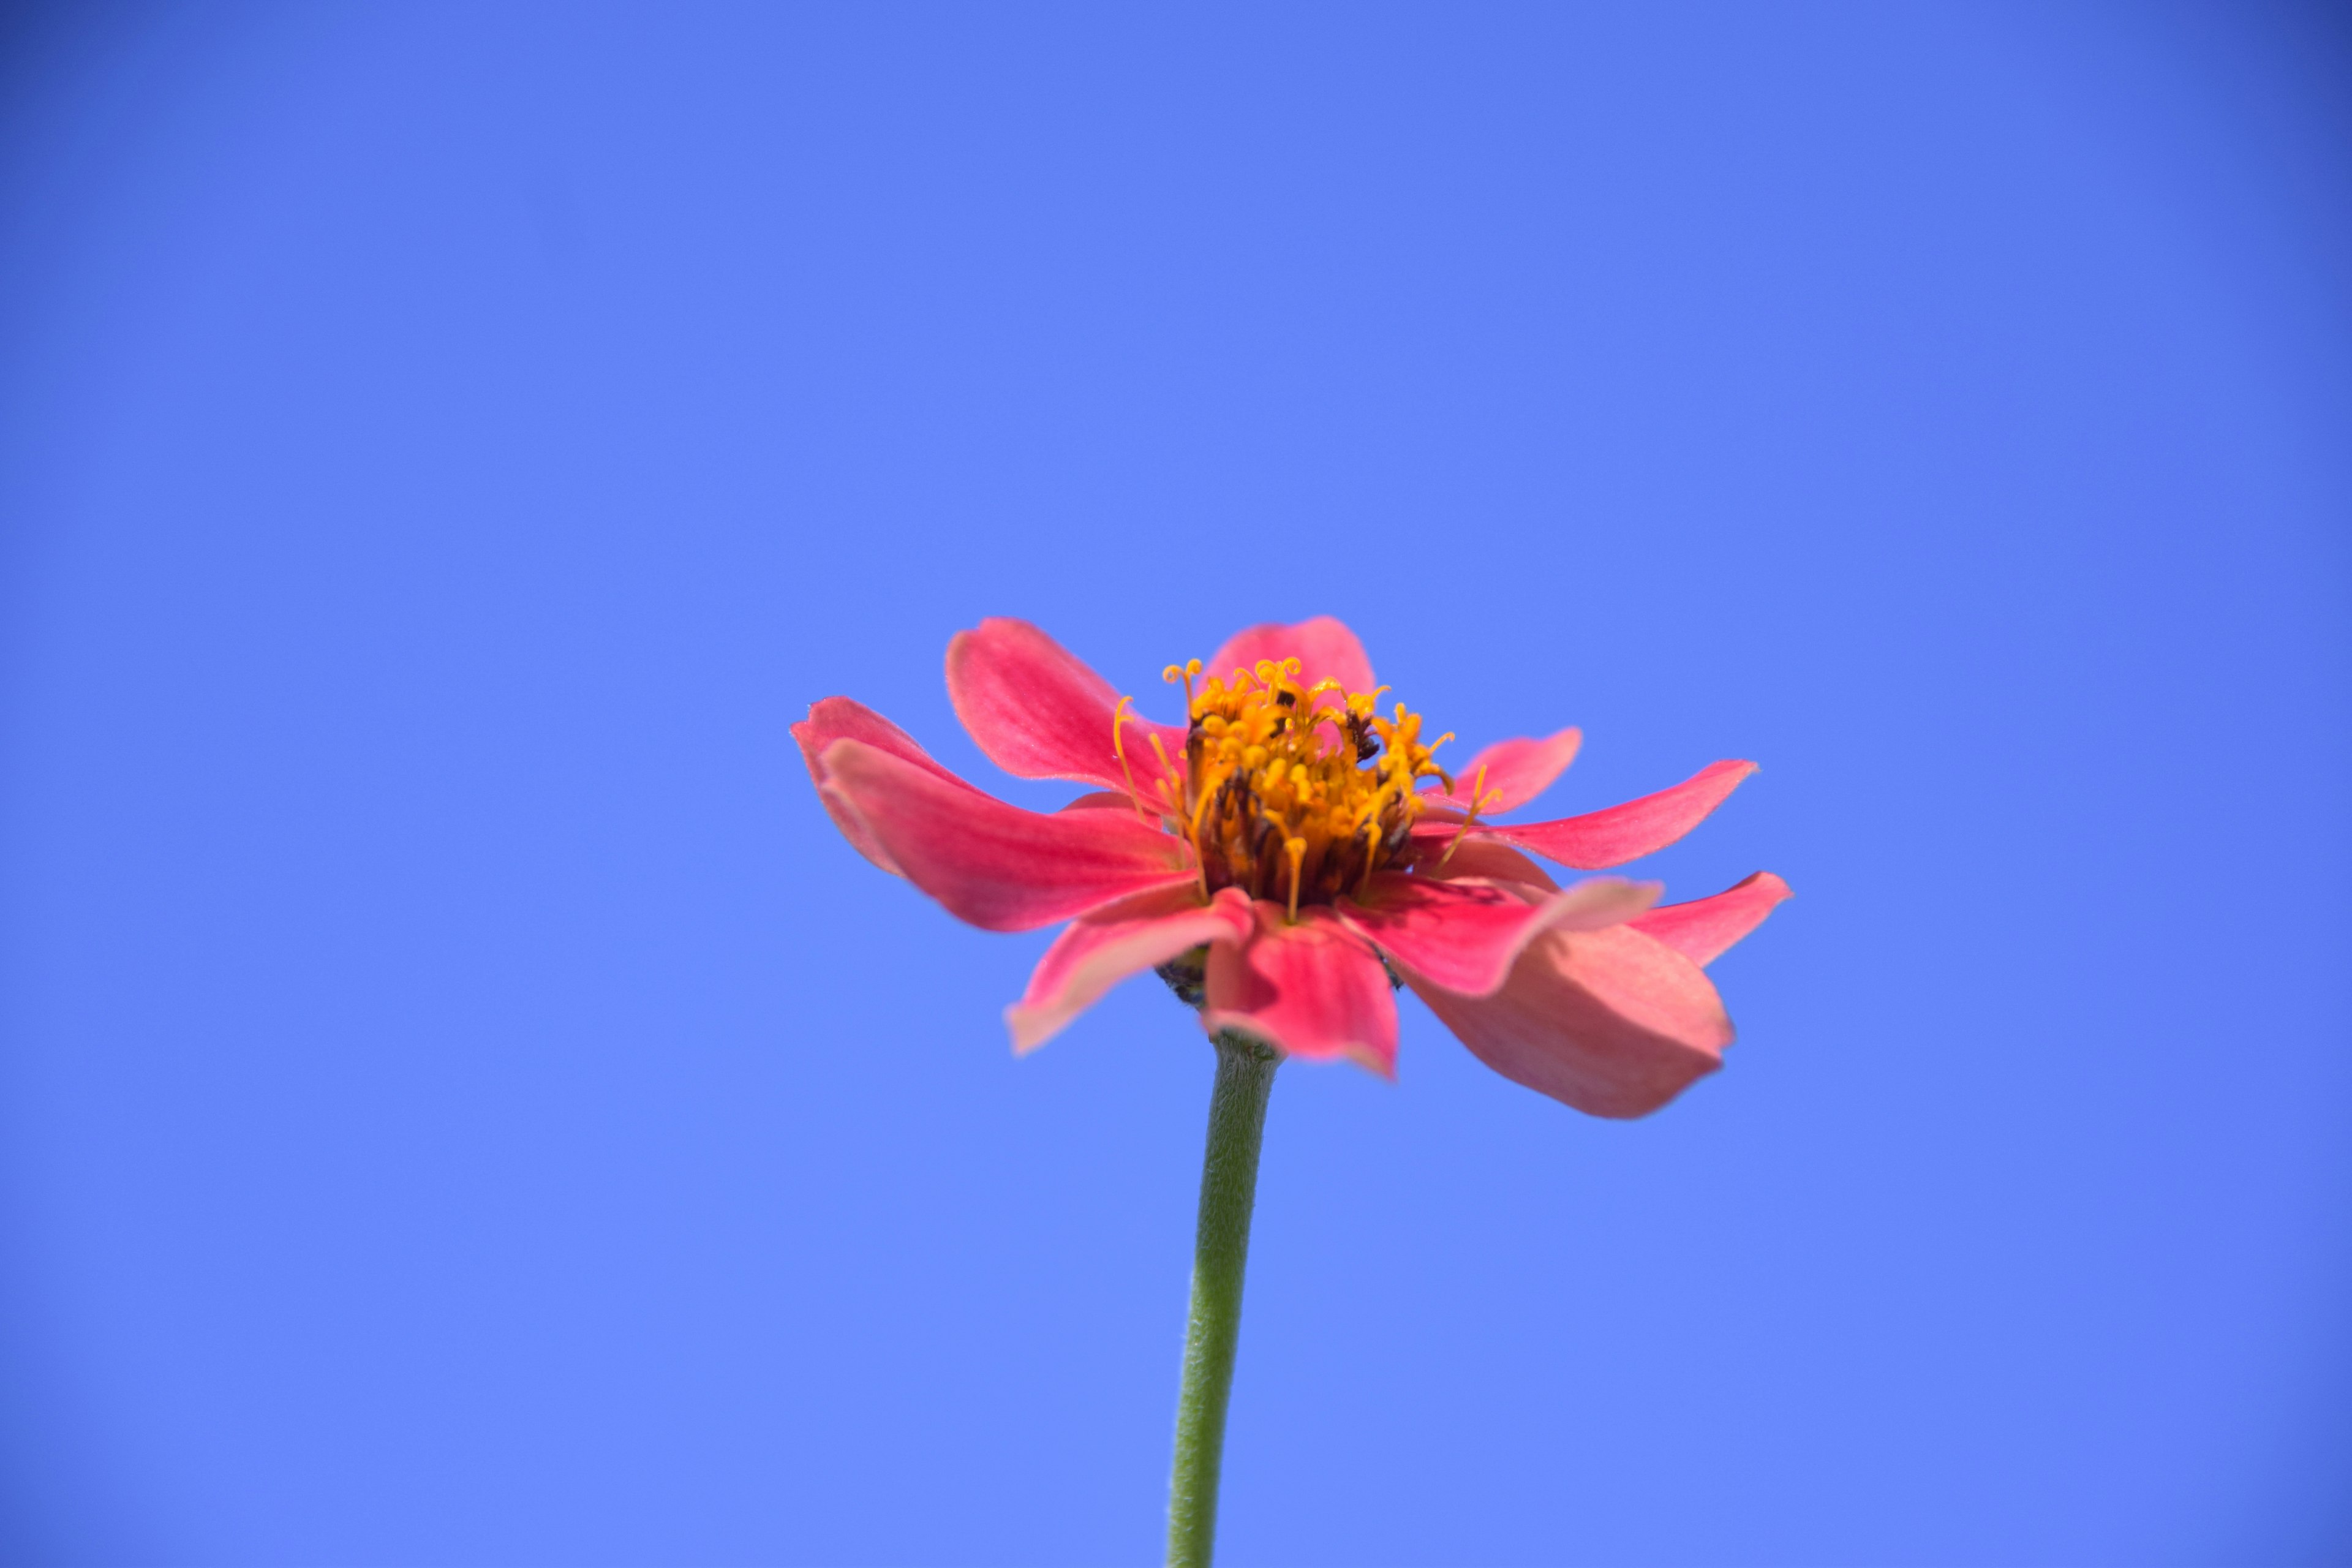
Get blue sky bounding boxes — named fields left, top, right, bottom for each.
left=1, top=4, right=2347, bottom=1563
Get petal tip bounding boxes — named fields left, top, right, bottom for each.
left=1589, top=1052, right=1725, bottom=1120
left=1003, top=1005, right=1057, bottom=1057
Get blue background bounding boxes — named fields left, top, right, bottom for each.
left=2, top=4, right=2346, bottom=1562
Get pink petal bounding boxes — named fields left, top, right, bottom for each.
left=1205, top=616, right=1376, bottom=695
left=1202, top=902, right=1399, bottom=1077
left=1004, top=886, right=1253, bottom=1054
left=1630, top=872, right=1792, bottom=967
left=1407, top=925, right=1733, bottom=1118
left=945, top=617, right=1188, bottom=799
left=816, top=738, right=1197, bottom=932
left=1487, top=760, right=1758, bottom=870
left=793, top=697, right=982, bottom=875
left=1411, top=831, right=1561, bottom=892
left=1423, top=728, right=1584, bottom=815
left=1338, top=874, right=1660, bottom=998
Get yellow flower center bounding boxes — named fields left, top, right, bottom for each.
left=1118, top=656, right=1456, bottom=918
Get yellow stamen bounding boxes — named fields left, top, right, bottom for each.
left=1145, top=730, right=1181, bottom=815
left=1163, top=658, right=1204, bottom=712
left=1110, top=695, right=1149, bottom=823
left=1145, top=648, right=1452, bottom=911
left=1438, top=763, right=1489, bottom=867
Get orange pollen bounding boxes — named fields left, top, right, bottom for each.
left=1144, top=655, right=1455, bottom=915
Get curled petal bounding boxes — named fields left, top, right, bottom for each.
left=1005, top=886, right=1253, bottom=1055
left=1338, top=875, right=1660, bottom=998
left=794, top=697, right=981, bottom=875
left=1202, top=902, right=1398, bottom=1077
left=1487, top=760, right=1757, bottom=870
left=1058, top=791, right=1142, bottom=813
left=1206, top=616, right=1376, bottom=695
left=1424, top=728, right=1584, bottom=815
left=946, top=617, right=1186, bottom=797
left=817, top=739, right=1197, bottom=932
left=1630, top=872, right=1792, bottom=967
left=1407, top=925, right=1733, bottom=1118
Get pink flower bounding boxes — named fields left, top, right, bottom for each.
left=796, top=617, right=1788, bottom=1117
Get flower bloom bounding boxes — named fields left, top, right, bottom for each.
left=796, top=616, right=1787, bottom=1117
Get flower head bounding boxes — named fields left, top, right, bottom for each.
left=796, top=616, right=1787, bottom=1117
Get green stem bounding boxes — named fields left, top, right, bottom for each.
left=1167, top=1031, right=1280, bottom=1568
